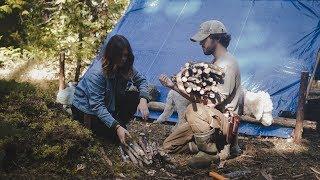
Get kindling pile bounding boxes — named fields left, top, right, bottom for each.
left=119, top=133, right=171, bottom=167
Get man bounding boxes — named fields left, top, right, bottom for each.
left=159, top=20, right=244, bottom=168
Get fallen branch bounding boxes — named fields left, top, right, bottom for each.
left=292, top=174, right=304, bottom=179
left=260, top=170, right=273, bottom=180
left=124, top=146, right=138, bottom=165
left=147, top=102, right=317, bottom=130
left=148, top=101, right=166, bottom=111
left=99, top=147, right=114, bottom=174
left=311, top=167, right=320, bottom=175
left=118, top=146, right=128, bottom=162
left=209, top=171, right=227, bottom=180
left=242, top=115, right=317, bottom=130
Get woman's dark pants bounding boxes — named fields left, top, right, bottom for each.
left=71, top=91, right=140, bottom=143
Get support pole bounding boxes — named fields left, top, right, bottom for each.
left=294, top=71, right=309, bottom=144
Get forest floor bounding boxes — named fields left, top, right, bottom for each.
left=0, top=79, right=319, bottom=179
left=123, top=119, right=320, bottom=179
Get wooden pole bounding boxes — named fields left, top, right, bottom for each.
left=58, top=51, right=66, bottom=91
left=147, top=101, right=317, bottom=130
left=242, top=115, right=316, bottom=130
left=306, top=49, right=320, bottom=97
left=294, top=71, right=309, bottom=143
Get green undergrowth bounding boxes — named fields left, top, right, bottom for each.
left=0, top=79, right=140, bottom=178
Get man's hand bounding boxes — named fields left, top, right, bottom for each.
left=159, top=74, right=175, bottom=88
left=137, top=98, right=149, bottom=120
left=116, top=125, right=132, bottom=145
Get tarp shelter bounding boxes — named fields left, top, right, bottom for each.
left=96, top=0, right=320, bottom=138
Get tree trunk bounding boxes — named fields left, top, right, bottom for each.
left=74, top=33, right=83, bottom=82
left=59, top=51, right=66, bottom=91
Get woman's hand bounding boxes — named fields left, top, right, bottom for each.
left=137, top=98, right=149, bottom=120
left=116, top=125, right=132, bottom=145
left=159, top=74, right=175, bottom=88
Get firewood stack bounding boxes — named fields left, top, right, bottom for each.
left=173, top=62, right=225, bottom=101
left=119, top=133, right=171, bottom=167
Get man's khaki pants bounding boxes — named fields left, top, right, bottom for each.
left=163, top=103, right=229, bottom=153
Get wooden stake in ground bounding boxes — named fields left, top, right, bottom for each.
left=294, top=71, right=309, bottom=143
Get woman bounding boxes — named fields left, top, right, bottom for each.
left=72, top=35, right=150, bottom=144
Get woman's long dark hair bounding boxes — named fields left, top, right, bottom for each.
left=102, top=35, right=134, bottom=78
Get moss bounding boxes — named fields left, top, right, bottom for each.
left=0, top=80, right=113, bottom=177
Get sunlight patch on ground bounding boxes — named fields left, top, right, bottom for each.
left=26, top=68, right=57, bottom=80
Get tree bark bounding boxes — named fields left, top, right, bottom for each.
left=242, top=115, right=316, bottom=130
left=58, top=51, right=65, bottom=91
left=74, top=33, right=83, bottom=82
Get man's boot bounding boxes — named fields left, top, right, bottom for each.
left=193, top=128, right=216, bottom=154
left=230, top=134, right=242, bottom=158
left=188, top=141, right=199, bottom=154
left=187, top=151, right=219, bottom=169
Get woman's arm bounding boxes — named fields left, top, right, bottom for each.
left=131, top=68, right=151, bottom=102
left=131, top=68, right=151, bottom=120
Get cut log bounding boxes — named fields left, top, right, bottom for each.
left=241, top=115, right=316, bottom=130
left=202, top=82, right=207, bottom=87
left=181, top=76, right=188, bottom=82
left=148, top=101, right=166, bottom=111
left=137, top=137, right=148, bottom=155
left=128, top=143, right=142, bottom=159
left=186, top=87, right=192, bottom=93
left=118, top=146, right=128, bottom=162
left=124, top=146, right=138, bottom=165
left=209, top=93, right=215, bottom=99
left=192, top=68, right=197, bottom=73
left=132, top=141, right=146, bottom=157
left=209, top=171, right=227, bottom=180
left=147, top=100, right=316, bottom=130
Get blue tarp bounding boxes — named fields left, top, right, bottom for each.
left=100, top=0, right=320, bottom=138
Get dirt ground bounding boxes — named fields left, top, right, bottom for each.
left=104, top=81, right=320, bottom=179
left=123, top=120, right=320, bottom=179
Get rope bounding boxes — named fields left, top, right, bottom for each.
left=232, top=0, right=255, bottom=55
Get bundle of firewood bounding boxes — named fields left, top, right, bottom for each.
left=119, top=133, right=171, bottom=167
left=173, top=62, right=225, bottom=101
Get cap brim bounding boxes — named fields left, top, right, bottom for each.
left=190, top=32, right=210, bottom=42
